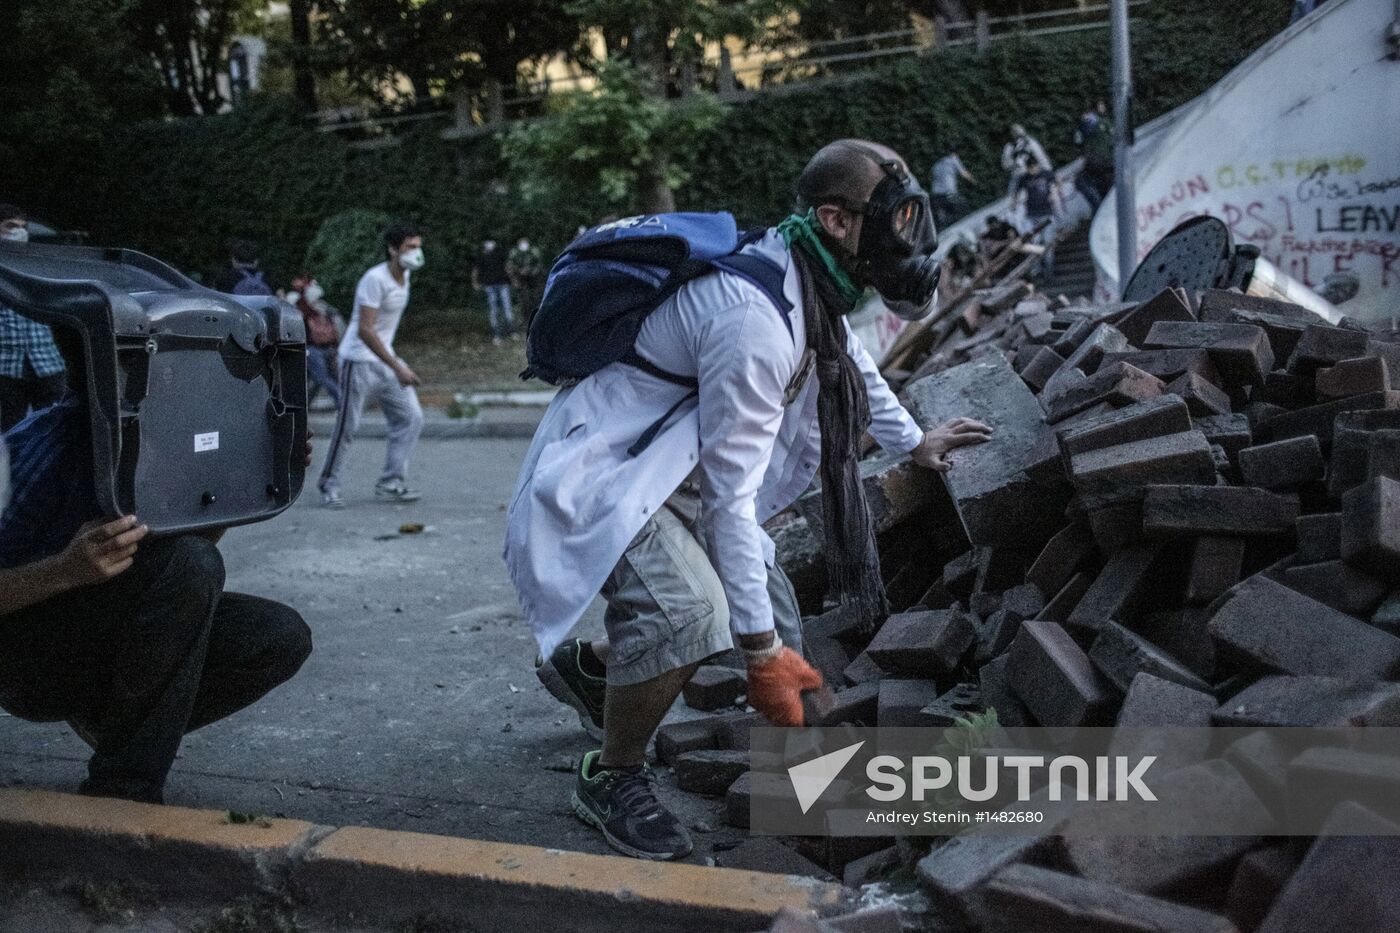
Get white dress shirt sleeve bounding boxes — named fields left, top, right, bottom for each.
left=696, top=298, right=796, bottom=637
left=844, top=318, right=925, bottom=455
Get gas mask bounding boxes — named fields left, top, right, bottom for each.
left=817, top=155, right=941, bottom=321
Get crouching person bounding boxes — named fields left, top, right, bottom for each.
left=0, top=380, right=312, bottom=804
left=506, top=140, right=991, bottom=860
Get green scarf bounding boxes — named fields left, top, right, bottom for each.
left=777, top=209, right=864, bottom=307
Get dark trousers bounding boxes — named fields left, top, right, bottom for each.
left=0, top=536, right=311, bottom=801
left=0, top=368, right=66, bottom=432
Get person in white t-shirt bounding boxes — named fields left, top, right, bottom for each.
left=317, top=222, right=427, bottom=508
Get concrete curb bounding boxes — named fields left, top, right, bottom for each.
left=0, top=789, right=844, bottom=931
left=308, top=413, right=540, bottom=440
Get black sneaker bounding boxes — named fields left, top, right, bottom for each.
left=536, top=639, right=606, bottom=739
left=571, top=750, right=693, bottom=861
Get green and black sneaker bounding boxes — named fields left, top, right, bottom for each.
left=535, top=638, right=606, bottom=739
left=572, top=750, right=693, bottom=861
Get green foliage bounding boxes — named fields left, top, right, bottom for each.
left=8, top=0, right=1291, bottom=320
left=303, top=209, right=393, bottom=311
left=502, top=62, right=726, bottom=211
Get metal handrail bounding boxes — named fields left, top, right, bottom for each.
left=310, top=0, right=1151, bottom=136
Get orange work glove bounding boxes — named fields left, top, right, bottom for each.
left=747, top=647, right=824, bottom=726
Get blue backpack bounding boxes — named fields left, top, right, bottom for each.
left=523, top=212, right=791, bottom=392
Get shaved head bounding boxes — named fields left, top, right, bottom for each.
left=795, top=139, right=909, bottom=213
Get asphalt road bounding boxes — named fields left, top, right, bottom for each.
left=0, top=435, right=760, bottom=867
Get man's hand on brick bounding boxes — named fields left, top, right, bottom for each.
left=743, top=632, right=824, bottom=726
left=911, top=417, right=993, bottom=473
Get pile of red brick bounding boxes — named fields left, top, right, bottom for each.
left=667, top=283, right=1400, bottom=932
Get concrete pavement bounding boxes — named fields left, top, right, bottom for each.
left=0, top=435, right=773, bottom=871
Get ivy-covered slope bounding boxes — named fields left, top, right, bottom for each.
left=11, top=0, right=1290, bottom=318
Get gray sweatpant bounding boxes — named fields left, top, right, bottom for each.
left=318, top=358, right=424, bottom=494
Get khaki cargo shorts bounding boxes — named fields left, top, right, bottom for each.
left=601, top=480, right=804, bottom=687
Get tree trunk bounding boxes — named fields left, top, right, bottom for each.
left=638, top=157, right=675, bottom=214
left=289, top=0, right=318, bottom=113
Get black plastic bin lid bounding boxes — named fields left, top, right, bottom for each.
left=0, top=241, right=307, bottom=535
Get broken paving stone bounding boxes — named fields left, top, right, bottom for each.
left=674, top=749, right=749, bottom=796
left=916, top=832, right=1063, bottom=924
left=842, top=651, right=884, bottom=686
left=1068, top=431, right=1216, bottom=509
left=1007, top=619, right=1116, bottom=727
left=1208, top=575, right=1400, bottom=680
left=1060, top=760, right=1269, bottom=901
left=1055, top=394, right=1194, bottom=461
left=1113, top=287, right=1195, bottom=346
left=1102, top=348, right=1225, bottom=389
left=1133, top=608, right=1216, bottom=680
left=942, top=549, right=982, bottom=599
left=1285, top=323, right=1371, bottom=374
left=1042, top=362, right=1165, bottom=424
left=1238, top=435, right=1325, bottom=490
left=1340, top=475, right=1400, bottom=582
left=1184, top=536, right=1246, bottom=605
left=1086, top=499, right=1144, bottom=551
left=919, top=682, right=984, bottom=726
left=683, top=666, right=748, bottom=712
left=1144, top=320, right=1274, bottom=385
left=1089, top=621, right=1212, bottom=694
left=1214, top=675, right=1400, bottom=727
left=1040, top=570, right=1095, bottom=624
left=1166, top=371, right=1233, bottom=418
left=803, top=635, right=854, bottom=686
left=841, top=846, right=901, bottom=889
left=1042, top=323, right=1130, bottom=396
left=1026, top=523, right=1097, bottom=598
left=1195, top=413, right=1253, bottom=460
left=877, top=679, right=943, bottom=726
left=1315, top=355, right=1389, bottom=399
left=1116, top=672, right=1215, bottom=728
left=979, top=653, right=1033, bottom=726
left=1258, top=390, right=1400, bottom=451
left=1326, top=410, right=1400, bottom=497
left=1018, top=345, right=1065, bottom=392
left=1066, top=544, right=1163, bottom=635
left=975, top=864, right=1239, bottom=933
left=1256, top=803, right=1400, bottom=933
left=902, top=352, right=1064, bottom=547
left=655, top=719, right=721, bottom=766
left=1141, top=484, right=1299, bottom=537
left=1278, top=559, right=1390, bottom=618
left=713, top=711, right=766, bottom=751
left=1294, top=512, right=1342, bottom=564
left=1224, top=844, right=1301, bottom=933
left=865, top=608, right=976, bottom=677
left=1373, top=589, right=1400, bottom=635
left=811, top=681, right=880, bottom=726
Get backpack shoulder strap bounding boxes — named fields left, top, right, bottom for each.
left=709, top=252, right=793, bottom=333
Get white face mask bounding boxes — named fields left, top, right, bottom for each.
left=304, top=282, right=325, bottom=303
left=517, top=240, right=529, bottom=251
left=2, top=226, right=28, bottom=243
left=398, top=246, right=425, bottom=271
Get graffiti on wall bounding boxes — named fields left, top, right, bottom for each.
left=1131, top=153, right=1400, bottom=308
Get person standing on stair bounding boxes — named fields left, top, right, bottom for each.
left=1001, top=123, right=1052, bottom=198
left=508, top=140, right=991, bottom=861
left=317, top=222, right=426, bottom=508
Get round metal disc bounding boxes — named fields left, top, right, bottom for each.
left=1122, top=216, right=1233, bottom=302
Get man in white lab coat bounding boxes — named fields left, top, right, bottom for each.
left=505, top=140, right=990, bottom=860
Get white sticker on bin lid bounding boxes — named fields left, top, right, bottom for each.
left=194, top=432, right=220, bottom=453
